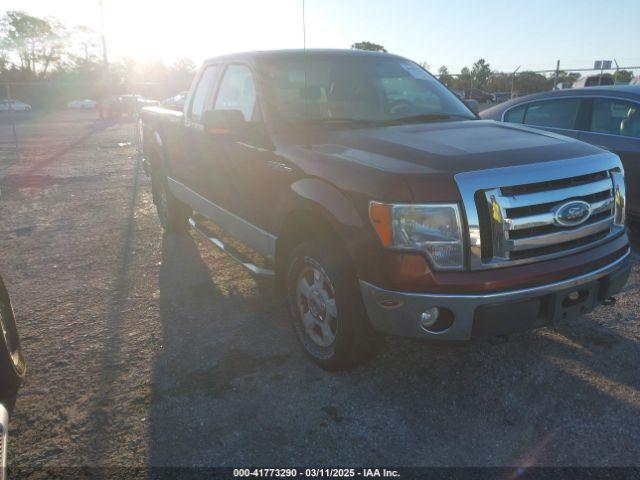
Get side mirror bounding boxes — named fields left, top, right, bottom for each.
left=202, top=109, right=247, bottom=135
left=464, top=99, right=480, bottom=115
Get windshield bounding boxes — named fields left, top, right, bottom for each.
left=261, top=54, right=476, bottom=125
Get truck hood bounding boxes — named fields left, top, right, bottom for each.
left=310, top=120, right=601, bottom=175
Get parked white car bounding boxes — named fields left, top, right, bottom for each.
left=67, top=99, right=97, bottom=109
left=0, top=100, right=31, bottom=112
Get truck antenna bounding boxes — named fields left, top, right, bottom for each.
left=302, top=0, right=310, bottom=130
left=302, top=0, right=307, bottom=51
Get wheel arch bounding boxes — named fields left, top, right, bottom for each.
left=274, top=178, right=367, bottom=294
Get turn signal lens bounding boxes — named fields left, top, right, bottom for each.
left=369, top=202, right=393, bottom=247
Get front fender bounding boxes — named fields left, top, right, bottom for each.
left=289, top=178, right=364, bottom=229
left=274, top=178, right=379, bottom=281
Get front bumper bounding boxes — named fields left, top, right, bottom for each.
left=359, top=247, right=632, bottom=340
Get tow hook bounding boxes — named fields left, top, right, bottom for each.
left=602, top=297, right=617, bottom=306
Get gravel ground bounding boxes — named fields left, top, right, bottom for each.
left=0, top=110, right=639, bottom=470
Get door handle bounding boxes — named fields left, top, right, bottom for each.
left=265, top=160, right=293, bottom=172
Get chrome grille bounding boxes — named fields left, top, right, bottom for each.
left=455, top=154, right=626, bottom=270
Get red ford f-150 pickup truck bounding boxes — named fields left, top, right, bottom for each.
left=140, top=49, right=631, bottom=370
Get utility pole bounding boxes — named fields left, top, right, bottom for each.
left=98, top=0, right=109, bottom=70
left=511, top=65, right=521, bottom=99
left=599, top=60, right=604, bottom=85
left=553, top=60, right=560, bottom=89
left=98, top=0, right=109, bottom=118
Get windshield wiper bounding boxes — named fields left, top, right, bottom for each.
left=316, top=118, right=380, bottom=125
left=386, top=114, right=453, bottom=125
left=296, top=117, right=383, bottom=128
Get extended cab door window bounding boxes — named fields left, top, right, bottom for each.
left=189, top=65, right=220, bottom=122
left=213, top=64, right=258, bottom=121
left=522, top=99, right=581, bottom=130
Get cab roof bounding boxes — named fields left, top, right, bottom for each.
left=203, top=48, right=406, bottom=65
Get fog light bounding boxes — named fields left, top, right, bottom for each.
left=420, top=307, right=440, bottom=329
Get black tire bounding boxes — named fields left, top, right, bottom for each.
left=286, top=238, right=382, bottom=370
left=153, top=173, right=191, bottom=233
left=0, top=276, right=26, bottom=399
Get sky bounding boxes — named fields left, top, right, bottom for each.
left=3, top=0, right=640, bottom=74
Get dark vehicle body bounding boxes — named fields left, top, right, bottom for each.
left=106, top=94, right=159, bottom=118
left=492, top=92, right=512, bottom=104
left=464, top=88, right=493, bottom=103
left=140, top=50, right=630, bottom=369
left=480, top=86, right=640, bottom=220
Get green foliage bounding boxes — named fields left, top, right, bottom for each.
left=512, top=71, right=550, bottom=95
left=0, top=10, right=65, bottom=76
left=438, top=60, right=590, bottom=96
left=437, top=65, right=453, bottom=86
left=0, top=10, right=197, bottom=107
left=485, top=72, right=513, bottom=92
left=471, top=58, right=491, bottom=89
left=350, top=41, right=387, bottom=53
left=614, top=69, right=633, bottom=83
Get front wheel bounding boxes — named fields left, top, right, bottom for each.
left=0, top=276, right=26, bottom=399
left=286, top=239, right=382, bottom=370
left=153, top=174, right=191, bottom=233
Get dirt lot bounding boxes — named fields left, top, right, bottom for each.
left=1, top=110, right=639, bottom=470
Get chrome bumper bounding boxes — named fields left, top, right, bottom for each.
left=359, top=248, right=632, bottom=340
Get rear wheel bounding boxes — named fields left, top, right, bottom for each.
left=0, top=276, right=26, bottom=399
left=153, top=173, right=191, bottom=233
left=286, top=238, right=382, bottom=370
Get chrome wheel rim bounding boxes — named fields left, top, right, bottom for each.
left=296, top=264, right=338, bottom=348
left=0, top=301, right=22, bottom=371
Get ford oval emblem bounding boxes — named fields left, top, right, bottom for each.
left=553, top=200, right=592, bottom=227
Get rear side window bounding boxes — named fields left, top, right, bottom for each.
left=591, top=98, right=640, bottom=138
left=214, top=64, right=257, bottom=122
left=504, top=105, right=526, bottom=123
left=190, top=65, right=220, bottom=121
left=522, top=99, right=581, bottom=129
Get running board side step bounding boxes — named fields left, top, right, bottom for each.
left=188, top=217, right=275, bottom=279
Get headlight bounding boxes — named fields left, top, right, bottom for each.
left=369, top=202, right=464, bottom=270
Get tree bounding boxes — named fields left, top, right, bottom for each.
left=0, top=10, right=66, bottom=77
left=438, top=65, right=453, bottom=86
left=458, top=66, right=472, bottom=90
left=471, top=58, right=491, bottom=89
left=513, top=71, right=551, bottom=95
left=351, top=41, right=387, bottom=52
left=484, top=72, right=513, bottom=92
left=614, top=69, right=633, bottom=84
left=556, top=71, right=581, bottom=85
